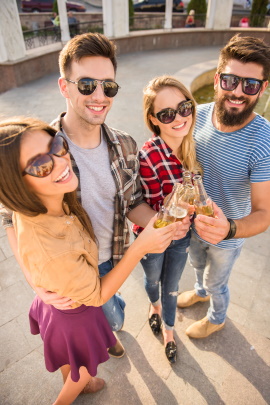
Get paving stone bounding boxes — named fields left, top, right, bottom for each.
left=244, top=231, right=270, bottom=257
left=233, top=246, right=266, bottom=281
left=0, top=248, right=5, bottom=262
left=0, top=318, right=33, bottom=371
left=0, top=350, right=61, bottom=405
left=0, top=224, right=6, bottom=237
left=0, top=235, right=14, bottom=259
left=0, top=282, right=34, bottom=326
left=0, top=256, right=24, bottom=289
left=228, top=271, right=257, bottom=311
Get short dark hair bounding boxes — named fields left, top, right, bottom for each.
left=59, top=32, right=117, bottom=77
left=217, top=34, right=270, bottom=80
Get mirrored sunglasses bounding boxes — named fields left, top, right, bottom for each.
left=219, top=73, right=265, bottom=96
left=154, top=100, right=194, bottom=124
left=22, top=134, right=69, bottom=178
left=65, top=77, right=120, bottom=97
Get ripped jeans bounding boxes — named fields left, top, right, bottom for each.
left=99, top=259, right=126, bottom=332
left=140, top=231, right=190, bottom=330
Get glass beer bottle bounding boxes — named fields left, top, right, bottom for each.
left=193, top=175, right=215, bottom=217
left=182, top=170, right=193, bottom=186
left=153, top=183, right=183, bottom=228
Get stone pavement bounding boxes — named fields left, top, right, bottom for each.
left=0, top=45, right=270, bottom=405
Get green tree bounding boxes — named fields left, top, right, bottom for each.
left=186, top=0, right=207, bottom=23
left=53, top=0, right=58, bottom=14
left=129, top=0, right=134, bottom=27
left=250, top=0, right=268, bottom=26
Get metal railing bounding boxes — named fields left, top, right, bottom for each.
left=23, top=26, right=61, bottom=50
left=23, top=20, right=103, bottom=50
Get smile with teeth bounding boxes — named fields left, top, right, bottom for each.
left=88, top=105, right=105, bottom=112
left=228, top=99, right=245, bottom=105
left=55, top=166, right=70, bottom=182
left=173, top=122, right=185, bottom=129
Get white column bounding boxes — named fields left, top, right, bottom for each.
left=102, top=0, right=113, bottom=37
left=0, top=0, right=25, bottom=62
left=206, top=0, right=233, bottom=29
left=102, top=0, right=129, bottom=37
left=57, top=0, right=70, bottom=43
left=164, top=0, right=173, bottom=30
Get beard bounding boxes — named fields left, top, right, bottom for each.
left=214, top=90, right=259, bottom=127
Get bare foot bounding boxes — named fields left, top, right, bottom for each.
left=81, top=377, right=105, bottom=394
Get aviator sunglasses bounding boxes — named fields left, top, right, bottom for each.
left=219, top=73, right=265, bottom=96
left=65, top=77, right=120, bottom=97
left=154, top=99, right=194, bottom=124
left=22, top=135, right=69, bottom=178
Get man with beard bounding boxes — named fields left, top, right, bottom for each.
left=177, top=34, right=270, bottom=338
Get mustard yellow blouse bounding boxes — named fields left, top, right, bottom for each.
left=13, top=209, right=105, bottom=308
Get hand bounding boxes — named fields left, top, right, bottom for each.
left=34, top=286, right=74, bottom=309
left=194, top=202, right=230, bottom=244
left=172, top=214, right=191, bottom=240
left=135, top=215, right=176, bottom=255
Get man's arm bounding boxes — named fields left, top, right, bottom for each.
left=194, top=180, right=270, bottom=244
left=127, top=202, right=156, bottom=228
left=6, top=227, right=74, bottom=309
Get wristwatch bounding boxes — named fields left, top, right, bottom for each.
left=223, top=218, right=237, bottom=240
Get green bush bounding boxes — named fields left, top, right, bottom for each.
left=187, top=0, right=207, bottom=21
left=53, top=0, right=58, bottom=14
left=250, top=0, right=268, bottom=27
left=129, top=0, right=134, bottom=26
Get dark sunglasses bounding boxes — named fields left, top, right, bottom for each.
left=65, top=77, right=120, bottom=97
left=154, top=100, right=194, bottom=124
left=219, top=73, right=265, bottom=96
left=22, top=135, right=69, bottom=178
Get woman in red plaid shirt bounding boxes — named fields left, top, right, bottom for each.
left=133, top=76, right=200, bottom=363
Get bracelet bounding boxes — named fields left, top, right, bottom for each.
left=223, top=218, right=237, bottom=240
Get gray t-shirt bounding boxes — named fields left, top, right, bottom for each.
left=63, top=129, right=116, bottom=264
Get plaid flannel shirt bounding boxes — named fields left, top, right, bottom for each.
left=1, top=113, right=144, bottom=265
left=132, top=134, right=184, bottom=235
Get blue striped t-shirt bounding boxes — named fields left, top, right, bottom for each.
left=194, top=102, right=270, bottom=249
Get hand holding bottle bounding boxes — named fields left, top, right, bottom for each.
left=135, top=215, right=177, bottom=255
left=194, top=201, right=231, bottom=244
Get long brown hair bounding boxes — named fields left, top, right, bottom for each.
left=143, top=75, right=200, bottom=173
left=0, top=117, right=95, bottom=240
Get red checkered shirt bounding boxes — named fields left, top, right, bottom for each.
left=133, top=135, right=184, bottom=235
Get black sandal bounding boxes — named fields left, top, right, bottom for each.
left=149, top=313, right=162, bottom=335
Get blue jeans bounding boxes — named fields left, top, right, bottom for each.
left=98, top=259, right=126, bottom=332
left=189, top=230, right=242, bottom=324
left=140, top=232, right=190, bottom=330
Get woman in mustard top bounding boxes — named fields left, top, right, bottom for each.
left=0, top=117, right=177, bottom=405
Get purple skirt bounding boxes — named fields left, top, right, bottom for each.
left=29, top=296, right=116, bottom=382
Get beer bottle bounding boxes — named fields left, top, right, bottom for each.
left=193, top=175, right=214, bottom=217
left=153, top=183, right=183, bottom=228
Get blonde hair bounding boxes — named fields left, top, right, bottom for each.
left=143, top=75, right=201, bottom=173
